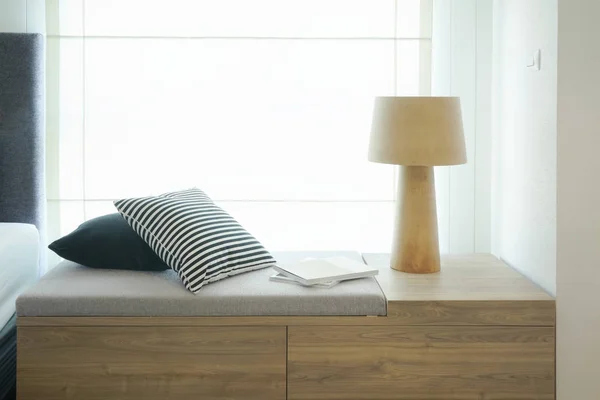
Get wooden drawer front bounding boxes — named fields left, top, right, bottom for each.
left=18, top=326, right=286, bottom=400
left=288, top=326, right=555, bottom=400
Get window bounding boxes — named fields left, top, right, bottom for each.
left=45, top=0, right=455, bottom=266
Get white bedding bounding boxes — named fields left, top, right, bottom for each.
left=0, top=223, right=39, bottom=328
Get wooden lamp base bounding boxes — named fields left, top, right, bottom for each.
left=390, top=165, right=441, bottom=274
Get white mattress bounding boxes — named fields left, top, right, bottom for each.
left=0, top=223, right=39, bottom=328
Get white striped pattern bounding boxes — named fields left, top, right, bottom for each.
left=114, top=188, right=276, bottom=293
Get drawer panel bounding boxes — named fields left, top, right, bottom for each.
left=18, top=326, right=286, bottom=400
left=288, top=325, right=554, bottom=400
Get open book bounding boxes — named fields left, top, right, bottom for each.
left=269, top=272, right=340, bottom=288
left=272, top=256, right=379, bottom=286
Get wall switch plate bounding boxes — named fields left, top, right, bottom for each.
left=527, top=49, right=541, bottom=71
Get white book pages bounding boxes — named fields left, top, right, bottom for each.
left=269, top=272, right=340, bottom=288
left=272, top=256, right=378, bottom=285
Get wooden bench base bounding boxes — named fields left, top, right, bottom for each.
left=17, top=254, right=556, bottom=399
left=17, top=315, right=554, bottom=400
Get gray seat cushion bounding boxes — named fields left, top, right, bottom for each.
left=16, top=251, right=386, bottom=317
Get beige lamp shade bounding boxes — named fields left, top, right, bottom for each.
left=368, top=96, right=467, bottom=166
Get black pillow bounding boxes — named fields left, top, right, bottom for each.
left=48, top=213, right=169, bottom=271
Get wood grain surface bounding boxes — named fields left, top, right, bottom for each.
left=386, top=300, right=555, bottom=326
left=390, top=166, right=441, bottom=274
left=364, top=253, right=554, bottom=301
left=288, top=325, right=555, bottom=400
left=17, top=303, right=554, bottom=328
left=18, top=326, right=286, bottom=400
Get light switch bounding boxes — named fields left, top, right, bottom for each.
left=527, top=49, right=541, bottom=71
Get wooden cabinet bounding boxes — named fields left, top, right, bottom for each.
left=17, top=254, right=555, bottom=400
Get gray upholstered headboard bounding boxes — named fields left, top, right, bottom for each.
left=0, top=33, right=46, bottom=235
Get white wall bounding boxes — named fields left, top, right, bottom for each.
left=491, top=0, right=557, bottom=295
left=493, top=2, right=600, bottom=397
left=556, top=1, right=600, bottom=398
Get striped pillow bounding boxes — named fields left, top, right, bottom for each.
left=113, top=188, right=276, bottom=293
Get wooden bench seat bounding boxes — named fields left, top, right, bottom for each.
left=16, top=253, right=555, bottom=400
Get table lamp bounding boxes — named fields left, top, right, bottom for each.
left=368, top=97, right=466, bottom=273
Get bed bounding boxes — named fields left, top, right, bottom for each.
left=0, top=32, right=45, bottom=400
left=0, top=225, right=40, bottom=329
left=0, top=315, right=17, bottom=400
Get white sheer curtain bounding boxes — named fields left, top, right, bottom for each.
left=44, top=0, right=443, bottom=267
